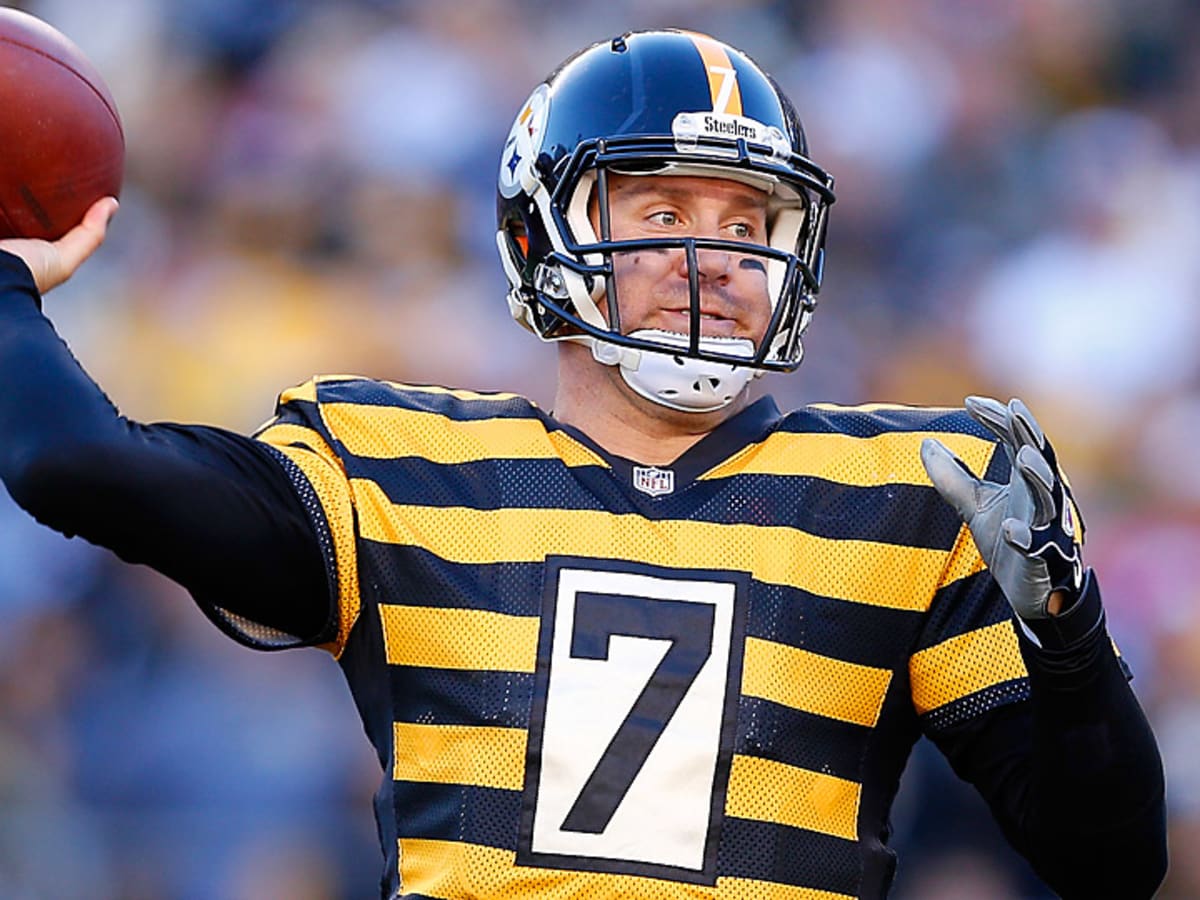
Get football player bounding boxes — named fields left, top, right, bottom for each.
left=0, top=30, right=1166, bottom=899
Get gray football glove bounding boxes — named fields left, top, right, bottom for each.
left=920, top=396, right=1085, bottom=620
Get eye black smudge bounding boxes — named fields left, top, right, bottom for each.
left=739, top=258, right=767, bottom=274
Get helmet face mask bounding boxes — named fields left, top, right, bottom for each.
left=496, top=30, right=835, bottom=410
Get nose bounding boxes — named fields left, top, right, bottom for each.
left=676, top=245, right=732, bottom=284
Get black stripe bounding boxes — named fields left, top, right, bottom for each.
left=394, top=780, right=521, bottom=852
left=353, top=455, right=962, bottom=548
left=983, top=438, right=1011, bottom=482
left=362, top=543, right=545, bottom=616
left=913, top=569, right=1012, bottom=654
left=920, top=677, right=1030, bottom=733
left=736, top=696, right=868, bottom=783
left=264, top=396, right=330, bottom=440
left=706, top=476, right=959, bottom=548
left=784, top=405, right=992, bottom=439
left=717, top=816, right=861, bottom=896
left=391, top=666, right=534, bottom=730
left=353, top=456, right=618, bottom=512
left=315, top=379, right=545, bottom=421
left=744, top=578, right=921, bottom=669
left=392, top=781, right=863, bottom=896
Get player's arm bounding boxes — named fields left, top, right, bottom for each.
left=934, top=596, right=1165, bottom=898
left=921, top=398, right=1167, bottom=898
left=0, top=201, right=333, bottom=642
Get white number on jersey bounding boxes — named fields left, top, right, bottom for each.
left=518, top=559, right=747, bottom=883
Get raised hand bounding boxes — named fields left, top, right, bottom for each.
left=920, top=396, right=1084, bottom=620
left=0, top=196, right=118, bottom=295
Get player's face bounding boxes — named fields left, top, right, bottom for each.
left=591, top=174, right=773, bottom=343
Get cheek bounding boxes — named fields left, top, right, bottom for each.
left=734, top=264, right=775, bottom=335
left=608, top=252, right=673, bottom=326
left=612, top=250, right=675, bottom=284
left=734, top=259, right=771, bottom=301
left=609, top=250, right=676, bottom=292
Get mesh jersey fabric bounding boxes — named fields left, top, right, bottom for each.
left=231, top=375, right=1025, bottom=900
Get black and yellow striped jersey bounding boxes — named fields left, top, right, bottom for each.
left=240, top=375, right=1026, bottom=900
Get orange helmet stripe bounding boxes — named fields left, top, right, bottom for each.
left=685, top=31, right=743, bottom=116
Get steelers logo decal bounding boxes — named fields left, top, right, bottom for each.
left=499, top=83, right=550, bottom=198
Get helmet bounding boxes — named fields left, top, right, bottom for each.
left=495, top=29, right=835, bottom=412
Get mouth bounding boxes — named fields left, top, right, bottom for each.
left=659, top=308, right=738, bottom=336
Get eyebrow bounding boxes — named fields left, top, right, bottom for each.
left=610, top=180, right=767, bottom=211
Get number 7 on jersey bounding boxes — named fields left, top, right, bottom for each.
left=518, top=559, right=747, bottom=884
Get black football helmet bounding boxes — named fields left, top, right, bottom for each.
left=495, top=29, right=835, bottom=411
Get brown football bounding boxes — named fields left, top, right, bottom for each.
left=0, top=8, right=123, bottom=240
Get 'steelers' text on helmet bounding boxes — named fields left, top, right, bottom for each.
left=495, top=29, right=835, bottom=413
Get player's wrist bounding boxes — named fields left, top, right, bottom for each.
left=1016, top=568, right=1104, bottom=654
left=0, top=249, right=43, bottom=309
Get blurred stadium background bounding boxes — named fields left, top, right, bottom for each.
left=1, top=0, right=1197, bottom=896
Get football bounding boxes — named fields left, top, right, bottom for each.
left=0, top=8, right=123, bottom=240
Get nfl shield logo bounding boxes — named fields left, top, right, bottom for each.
left=632, top=466, right=675, bottom=497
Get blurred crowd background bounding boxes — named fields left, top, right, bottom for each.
left=1, top=0, right=1197, bottom=896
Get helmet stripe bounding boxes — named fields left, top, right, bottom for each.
left=685, top=31, right=743, bottom=116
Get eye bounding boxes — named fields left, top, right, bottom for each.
left=648, top=210, right=680, bottom=227
left=727, top=221, right=755, bottom=240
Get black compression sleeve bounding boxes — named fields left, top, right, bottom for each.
left=933, top=575, right=1167, bottom=899
left=0, top=251, right=333, bottom=642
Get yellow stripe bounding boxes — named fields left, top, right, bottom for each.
left=701, top=429, right=996, bottom=486
left=398, top=838, right=854, bottom=900
left=323, top=403, right=606, bottom=467
left=393, top=722, right=526, bottom=790
left=279, top=379, right=318, bottom=404
left=726, top=754, right=859, bottom=841
left=910, top=619, right=1028, bottom=715
left=742, top=637, right=892, bottom=727
left=687, top=32, right=743, bottom=116
left=356, top=483, right=947, bottom=612
left=938, top=522, right=988, bottom=589
left=547, top=429, right=609, bottom=468
left=270, top=444, right=360, bottom=657
left=256, top=422, right=338, bottom=459
left=380, top=604, right=538, bottom=672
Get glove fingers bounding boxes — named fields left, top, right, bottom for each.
left=920, top=437, right=981, bottom=520
left=1015, top=444, right=1057, bottom=526
left=965, top=395, right=1013, bottom=442
left=964, top=395, right=1017, bottom=463
left=1008, top=398, right=1046, bottom=453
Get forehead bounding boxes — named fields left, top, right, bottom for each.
left=605, top=173, right=768, bottom=212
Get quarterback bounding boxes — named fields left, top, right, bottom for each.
left=0, top=30, right=1166, bottom=899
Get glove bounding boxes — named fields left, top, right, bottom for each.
left=920, top=396, right=1085, bottom=620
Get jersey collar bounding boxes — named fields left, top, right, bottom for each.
left=552, top=394, right=782, bottom=490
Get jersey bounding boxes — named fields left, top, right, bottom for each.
left=227, top=375, right=1026, bottom=899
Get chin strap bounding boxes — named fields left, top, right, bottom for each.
left=591, top=329, right=759, bottom=413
